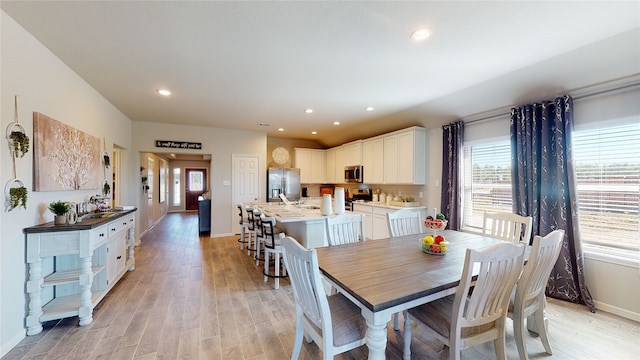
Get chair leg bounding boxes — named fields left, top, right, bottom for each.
left=493, top=321, right=507, bottom=360
left=274, top=252, right=280, bottom=289
left=292, top=316, right=304, bottom=360
left=264, top=249, right=270, bottom=283
left=534, top=308, right=553, bottom=355
left=255, top=237, right=262, bottom=266
left=237, top=226, right=244, bottom=250
left=403, top=310, right=412, bottom=360
left=393, top=312, right=400, bottom=331
left=513, top=312, right=528, bottom=360
left=247, top=231, right=253, bottom=256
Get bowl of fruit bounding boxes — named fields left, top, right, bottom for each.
left=421, top=234, right=449, bottom=255
left=424, top=213, right=448, bottom=230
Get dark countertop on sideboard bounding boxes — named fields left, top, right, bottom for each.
left=23, top=209, right=137, bottom=234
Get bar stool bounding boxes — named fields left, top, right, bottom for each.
left=254, top=214, right=266, bottom=266
left=246, top=207, right=261, bottom=256
left=236, top=203, right=249, bottom=250
left=261, top=215, right=287, bottom=289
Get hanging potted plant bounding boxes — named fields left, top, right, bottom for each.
left=8, top=127, right=29, bottom=158
left=9, top=186, right=28, bottom=210
left=103, top=151, right=111, bottom=168
left=102, top=180, right=111, bottom=197
left=48, top=200, right=70, bottom=225
left=5, top=179, right=28, bottom=211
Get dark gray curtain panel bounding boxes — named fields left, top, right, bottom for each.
left=510, top=95, right=595, bottom=312
left=441, top=120, right=464, bottom=231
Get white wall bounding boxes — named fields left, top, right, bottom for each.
left=132, top=122, right=267, bottom=237
left=1, top=11, right=136, bottom=356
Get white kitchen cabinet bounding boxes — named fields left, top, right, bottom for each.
left=335, top=146, right=345, bottom=183
left=383, top=135, right=398, bottom=184
left=343, top=140, right=363, bottom=167
left=294, top=148, right=326, bottom=184
left=24, top=210, right=136, bottom=335
left=352, top=203, right=373, bottom=240
left=372, top=207, right=393, bottom=239
left=363, top=137, right=384, bottom=184
left=325, top=147, right=336, bottom=183
left=383, top=127, right=427, bottom=184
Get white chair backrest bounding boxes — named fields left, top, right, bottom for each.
left=515, top=229, right=564, bottom=307
left=483, top=212, right=533, bottom=244
left=453, top=242, right=525, bottom=334
left=387, top=209, right=423, bottom=237
left=261, top=215, right=279, bottom=248
left=325, top=213, right=366, bottom=246
left=281, top=236, right=332, bottom=332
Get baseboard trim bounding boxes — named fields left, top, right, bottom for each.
left=594, top=300, right=640, bottom=322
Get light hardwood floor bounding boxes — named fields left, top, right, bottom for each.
left=3, top=212, right=639, bottom=360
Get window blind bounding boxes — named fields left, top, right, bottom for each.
left=462, top=141, right=513, bottom=232
left=573, top=122, right=640, bottom=255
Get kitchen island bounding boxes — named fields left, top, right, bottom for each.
left=252, top=201, right=426, bottom=248
left=253, top=202, right=330, bottom=248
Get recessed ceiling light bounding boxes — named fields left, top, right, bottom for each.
left=157, top=89, right=171, bottom=96
left=278, top=128, right=284, bottom=132
left=410, top=28, right=430, bottom=41
left=365, top=107, right=375, bottom=111
left=305, top=109, right=313, bottom=114
left=333, top=121, right=340, bottom=125
left=311, top=131, right=317, bottom=135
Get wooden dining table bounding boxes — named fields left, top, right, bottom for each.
left=315, top=229, right=510, bottom=360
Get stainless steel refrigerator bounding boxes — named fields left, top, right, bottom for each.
left=267, top=168, right=301, bottom=202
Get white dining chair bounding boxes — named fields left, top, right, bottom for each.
left=508, top=229, right=564, bottom=360
left=387, top=208, right=423, bottom=330
left=403, top=242, right=525, bottom=360
left=483, top=211, right=533, bottom=244
left=325, top=213, right=366, bottom=246
left=281, top=236, right=367, bottom=360
left=387, top=208, right=423, bottom=238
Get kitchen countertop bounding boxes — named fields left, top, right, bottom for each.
left=250, top=202, right=329, bottom=223
left=351, top=201, right=426, bottom=210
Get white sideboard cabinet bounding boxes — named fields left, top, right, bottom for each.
left=23, top=210, right=136, bottom=335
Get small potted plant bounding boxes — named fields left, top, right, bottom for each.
left=48, top=201, right=70, bottom=225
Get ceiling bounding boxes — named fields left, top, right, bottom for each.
left=2, top=1, right=639, bottom=147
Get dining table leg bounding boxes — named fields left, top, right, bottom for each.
left=363, top=312, right=389, bottom=360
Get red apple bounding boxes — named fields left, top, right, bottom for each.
left=435, top=235, right=445, bottom=244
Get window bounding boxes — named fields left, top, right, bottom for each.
left=573, top=122, right=640, bottom=258
left=462, top=140, right=513, bottom=232
left=172, top=168, right=181, bottom=206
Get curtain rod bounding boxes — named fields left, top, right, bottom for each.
left=463, top=80, right=640, bottom=126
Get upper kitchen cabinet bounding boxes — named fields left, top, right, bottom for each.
left=325, top=147, right=336, bottom=183
left=294, top=148, right=326, bottom=184
left=383, top=127, right=427, bottom=185
left=362, top=137, right=384, bottom=184
left=342, top=140, right=363, bottom=167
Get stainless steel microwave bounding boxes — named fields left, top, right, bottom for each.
left=344, top=165, right=363, bottom=183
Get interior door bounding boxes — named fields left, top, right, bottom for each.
left=185, top=168, right=207, bottom=211
left=233, top=155, right=260, bottom=234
